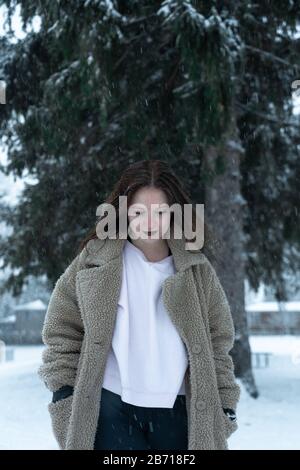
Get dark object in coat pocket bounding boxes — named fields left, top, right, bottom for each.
left=52, top=385, right=74, bottom=403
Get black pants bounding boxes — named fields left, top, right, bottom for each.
left=93, top=387, right=188, bottom=450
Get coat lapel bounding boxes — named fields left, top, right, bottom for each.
left=75, top=231, right=207, bottom=344
left=72, top=231, right=210, bottom=450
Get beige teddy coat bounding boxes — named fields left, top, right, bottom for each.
left=38, top=232, right=241, bottom=450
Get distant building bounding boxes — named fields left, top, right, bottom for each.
left=246, top=301, right=300, bottom=334
left=0, top=314, right=17, bottom=344
left=0, top=299, right=46, bottom=344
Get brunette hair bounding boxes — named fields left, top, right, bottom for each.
left=77, top=160, right=220, bottom=263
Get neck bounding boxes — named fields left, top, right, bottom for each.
left=128, top=236, right=171, bottom=263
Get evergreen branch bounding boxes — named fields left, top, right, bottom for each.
left=236, top=101, right=300, bottom=128
left=244, top=44, right=300, bottom=71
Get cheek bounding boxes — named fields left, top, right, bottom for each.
left=128, top=214, right=146, bottom=231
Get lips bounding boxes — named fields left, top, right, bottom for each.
left=144, top=230, right=157, bottom=235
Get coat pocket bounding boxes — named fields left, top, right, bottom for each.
left=222, top=412, right=238, bottom=439
left=48, top=394, right=73, bottom=450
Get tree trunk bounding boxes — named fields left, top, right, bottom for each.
left=203, top=122, right=259, bottom=399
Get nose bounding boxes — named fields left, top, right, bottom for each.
left=147, top=210, right=158, bottom=231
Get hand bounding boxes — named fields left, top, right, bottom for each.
left=52, top=385, right=74, bottom=403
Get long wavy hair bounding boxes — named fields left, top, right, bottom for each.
left=77, top=160, right=220, bottom=264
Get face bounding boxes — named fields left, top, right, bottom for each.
left=127, top=186, right=171, bottom=242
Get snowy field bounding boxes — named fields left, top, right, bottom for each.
left=0, top=336, right=299, bottom=450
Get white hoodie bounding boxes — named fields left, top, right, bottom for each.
left=102, top=239, right=188, bottom=408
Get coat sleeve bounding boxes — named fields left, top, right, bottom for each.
left=205, top=262, right=241, bottom=411
left=37, top=252, right=85, bottom=393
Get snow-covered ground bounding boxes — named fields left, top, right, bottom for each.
left=0, top=344, right=56, bottom=450
left=0, top=336, right=299, bottom=450
left=230, top=335, right=300, bottom=450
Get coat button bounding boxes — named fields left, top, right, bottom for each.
left=195, top=399, right=206, bottom=411
left=192, top=342, right=202, bottom=354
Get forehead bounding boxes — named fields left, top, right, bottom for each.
left=130, top=187, right=169, bottom=205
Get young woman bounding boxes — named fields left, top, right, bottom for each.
left=38, top=160, right=240, bottom=450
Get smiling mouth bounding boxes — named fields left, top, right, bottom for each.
left=144, top=230, right=158, bottom=235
